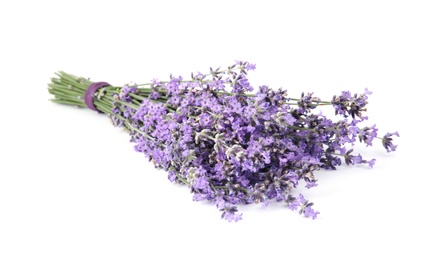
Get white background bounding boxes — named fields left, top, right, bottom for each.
left=1, top=0, right=432, bottom=259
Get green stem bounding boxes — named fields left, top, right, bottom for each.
left=50, top=99, right=86, bottom=107
left=175, top=172, right=190, bottom=186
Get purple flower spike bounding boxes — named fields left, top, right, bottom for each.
left=382, top=132, right=400, bottom=152
left=303, top=206, right=320, bottom=220
left=220, top=206, right=243, bottom=222
left=286, top=194, right=301, bottom=211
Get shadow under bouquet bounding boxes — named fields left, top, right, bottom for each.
left=48, top=61, right=398, bottom=222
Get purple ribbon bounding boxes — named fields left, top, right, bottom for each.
left=84, top=82, right=111, bottom=112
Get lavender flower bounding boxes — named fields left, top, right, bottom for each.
left=297, top=194, right=320, bottom=219
left=332, top=88, right=371, bottom=120
left=382, top=132, right=400, bottom=152
left=48, top=62, right=399, bottom=222
left=220, top=205, right=243, bottom=222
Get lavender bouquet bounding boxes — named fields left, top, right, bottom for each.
left=48, top=61, right=398, bottom=222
